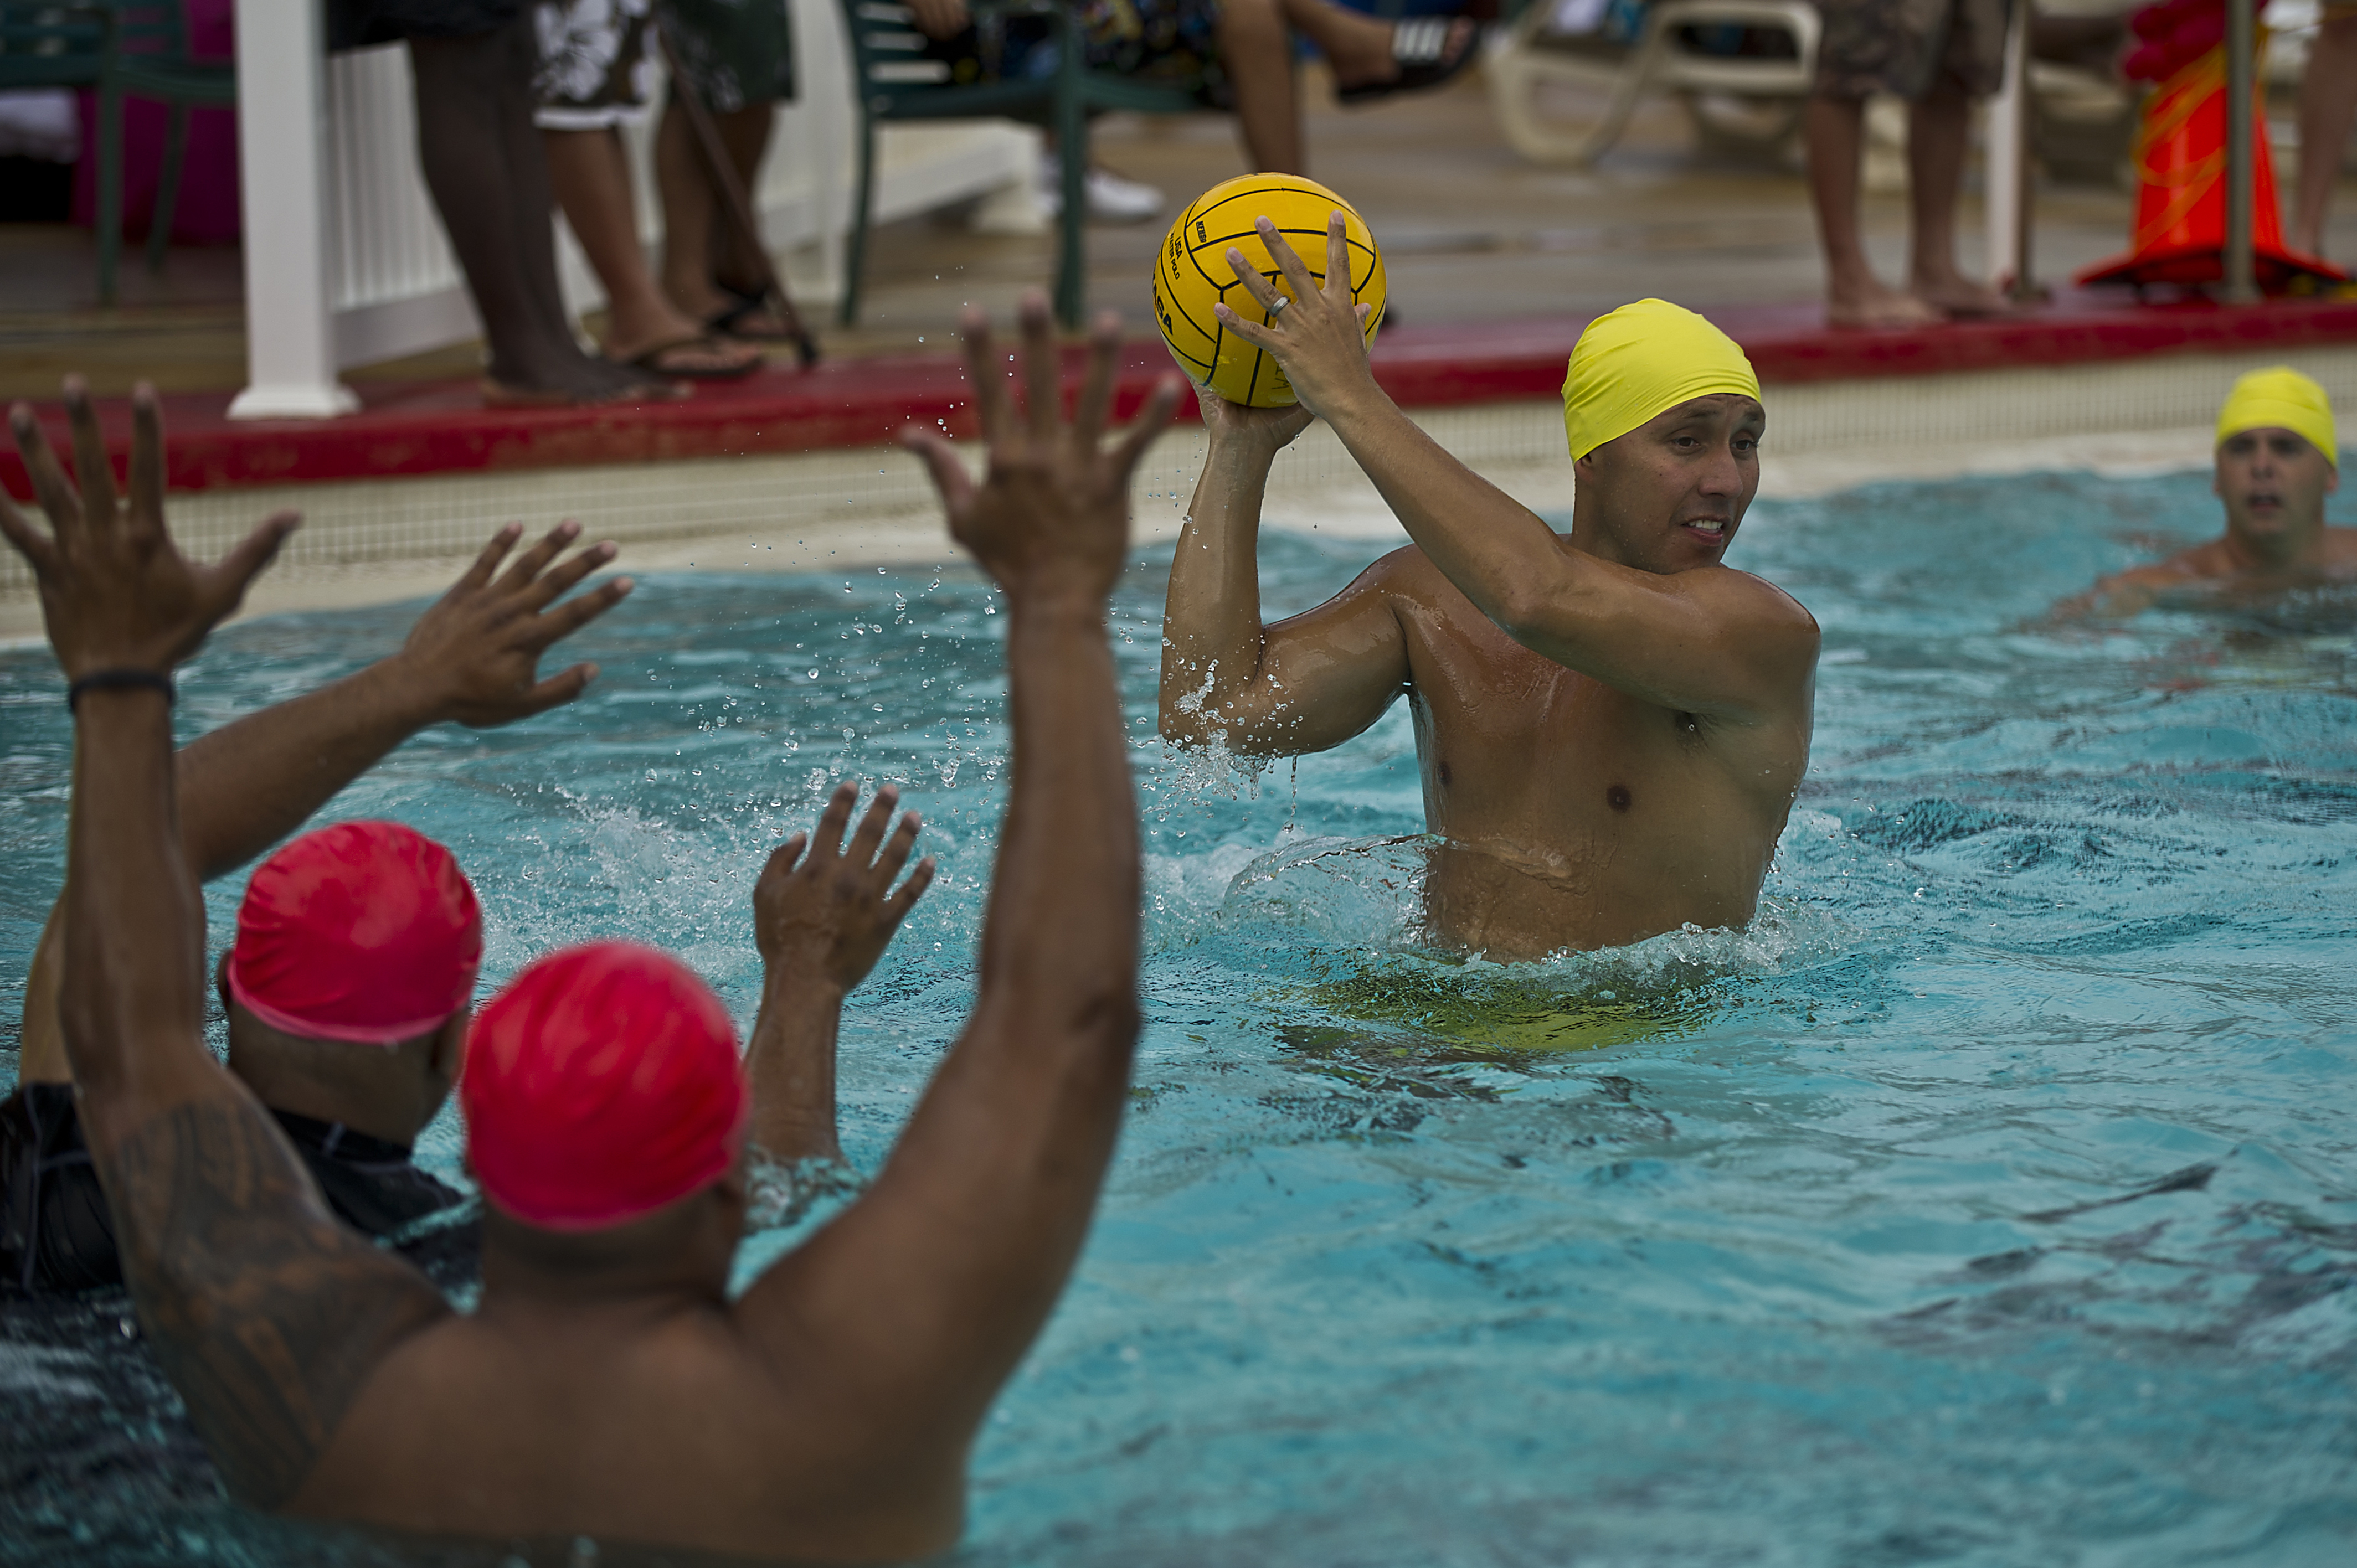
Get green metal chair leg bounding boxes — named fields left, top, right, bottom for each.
left=96, top=78, right=123, bottom=305
left=1053, top=57, right=1087, bottom=327
left=147, top=104, right=189, bottom=275
left=840, top=116, right=877, bottom=327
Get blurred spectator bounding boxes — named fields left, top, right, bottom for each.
left=536, top=0, right=761, bottom=375
left=901, top=0, right=1476, bottom=192
left=331, top=2, right=669, bottom=404
left=1804, top=0, right=2014, bottom=326
left=2294, top=3, right=2357, bottom=260
left=0, top=90, right=76, bottom=222
left=653, top=0, right=802, bottom=340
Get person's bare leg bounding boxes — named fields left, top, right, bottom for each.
left=2294, top=12, right=2357, bottom=257
left=1805, top=93, right=1939, bottom=327
left=407, top=22, right=657, bottom=399
left=709, top=102, right=777, bottom=294
left=543, top=124, right=757, bottom=371
left=1276, top=0, right=1473, bottom=93
left=1217, top=0, right=1306, bottom=172
left=656, top=99, right=784, bottom=324
left=655, top=100, right=725, bottom=317
left=1906, top=76, right=2009, bottom=314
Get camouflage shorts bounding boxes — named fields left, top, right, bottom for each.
left=1813, top=0, right=2011, bottom=100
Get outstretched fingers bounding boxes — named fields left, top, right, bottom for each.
left=1072, top=311, right=1121, bottom=450
left=495, top=519, right=583, bottom=597
left=845, top=786, right=902, bottom=867
left=812, top=780, right=861, bottom=858
left=1222, top=245, right=1285, bottom=314
left=0, top=476, right=52, bottom=572
left=1323, top=211, right=1355, bottom=308
left=902, top=426, right=976, bottom=519
left=127, top=384, right=165, bottom=541
left=519, top=537, right=618, bottom=615
left=11, top=403, right=83, bottom=540
left=1111, top=374, right=1186, bottom=474
left=455, top=523, right=525, bottom=596
left=763, top=833, right=811, bottom=883
left=207, top=510, right=301, bottom=617
left=1017, top=291, right=1061, bottom=443
left=63, top=379, right=118, bottom=534
left=873, top=809, right=922, bottom=884
left=513, top=659, right=602, bottom=715
left=522, top=571, right=632, bottom=648
left=959, top=306, right=1008, bottom=446
left=1257, top=217, right=1322, bottom=309
left=885, top=854, right=936, bottom=921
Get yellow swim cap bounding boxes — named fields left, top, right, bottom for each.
left=1562, top=298, right=1762, bottom=462
left=2215, top=367, right=2337, bottom=467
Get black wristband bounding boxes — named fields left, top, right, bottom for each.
left=66, top=669, right=176, bottom=713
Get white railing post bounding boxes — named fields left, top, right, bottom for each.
left=229, top=0, right=357, bottom=418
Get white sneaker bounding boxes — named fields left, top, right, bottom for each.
left=1038, top=155, right=1166, bottom=224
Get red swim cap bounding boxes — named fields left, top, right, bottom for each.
left=227, top=821, right=482, bottom=1045
left=462, top=941, right=747, bottom=1232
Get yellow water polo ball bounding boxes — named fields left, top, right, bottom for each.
left=1152, top=173, right=1386, bottom=408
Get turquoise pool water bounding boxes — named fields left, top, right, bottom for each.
left=3, top=466, right=2355, bottom=1565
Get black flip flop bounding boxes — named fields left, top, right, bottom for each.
left=1336, top=16, right=1477, bottom=106
left=704, top=286, right=805, bottom=345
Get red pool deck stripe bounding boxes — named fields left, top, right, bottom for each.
left=8, top=290, right=2356, bottom=499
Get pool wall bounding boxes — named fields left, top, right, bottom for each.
left=5, top=337, right=2356, bottom=643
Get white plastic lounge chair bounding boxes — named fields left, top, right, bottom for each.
left=1485, top=0, right=1821, bottom=167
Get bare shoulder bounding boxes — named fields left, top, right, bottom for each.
left=101, top=1088, right=451, bottom=1508
left=1721, top=564, right=1821, bottom=637
left=2323, top=525, right=2357, bottom=569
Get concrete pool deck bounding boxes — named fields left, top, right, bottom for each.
left=6, top=290, right=2357, bottom=644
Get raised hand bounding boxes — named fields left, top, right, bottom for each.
left=0, top=379, right=298, bottom=680
left=1190, top=376, right=1315, bottom=459
left=902, top=292, right=1182, bottom=604
left=1213, top=212, right=1379, bottom=423
left=394, top=520, right=634, bottom=726
left=755, top=781, right=936, bottom=993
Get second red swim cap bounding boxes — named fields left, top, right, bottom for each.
left=227, top=821, right=482, bottom=1045
left=462, top=941, right=748, bottom=1232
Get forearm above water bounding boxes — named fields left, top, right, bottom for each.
left=62, top=692, right=210, bottom=1116
left=790, top=592, right=1140, bottom=1414
left=1322, top=395, right=1567, bottom=623
left=1160, top=439, right=1277, bottom=743
left=175, top=656, right=440, bottom=879
left=20, top=657, right=441, bottom=1087
left=971, top=591, right=1139, bottom=1066
left=745, top=968, right=846, bottom=1163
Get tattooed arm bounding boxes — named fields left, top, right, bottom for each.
left=3, top=381, right=450, bottom=1506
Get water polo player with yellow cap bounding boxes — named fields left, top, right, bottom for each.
left=1160, top=247, right=1820, bottom=960
left=2059, top=367, right=2356, bottom=618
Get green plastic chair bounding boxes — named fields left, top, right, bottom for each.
left=95, top=0, right=235, bottom=304
left=836, top=0, right=1202, bottom=327
left=0, top=3, right=109, bottom=90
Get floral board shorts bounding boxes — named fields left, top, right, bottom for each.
left=533, top=0, right=658, bottom=128
left=924, top=0, right=1230, bottom=110
left=660, top=0, right=795, bottom=112
left=1813, top=0, right=2011, bottom=101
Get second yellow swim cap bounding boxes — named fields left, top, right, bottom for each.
left=1562, top=298, right=1762, bottom=462
left=2215, top=367, right=2337, bottom=467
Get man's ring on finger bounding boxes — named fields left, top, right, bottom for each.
left=1266, top=294, right=1290, bottom=317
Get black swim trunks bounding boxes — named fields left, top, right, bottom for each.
left=0, top=1082, right=476, bottom=1295
left=327, top=0, right=523, bottom=51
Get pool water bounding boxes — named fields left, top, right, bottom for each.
left=4, top=465, right=2356, bottom=1565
